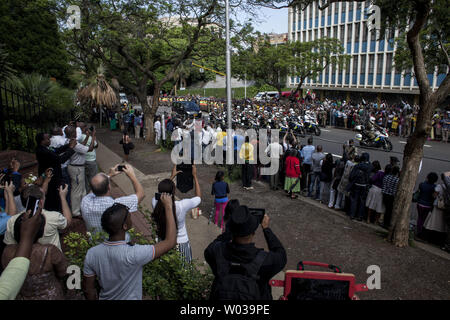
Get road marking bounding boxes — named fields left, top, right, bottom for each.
left=321, top=129, right=331, bottom=132
left=399, top=141, right=407, bottom=144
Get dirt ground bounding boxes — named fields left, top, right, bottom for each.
left=96, top=128, right=450, bottom=300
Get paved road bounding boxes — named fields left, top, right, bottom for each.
left=294, top=127, right=450, bottom=188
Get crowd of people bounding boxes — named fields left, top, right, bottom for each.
left=158, top=94, right=450, bottom=142
left=0, top=93, right=448, bottom=301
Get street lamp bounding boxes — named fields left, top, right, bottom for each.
left=225, top=0, right=232, bottom=130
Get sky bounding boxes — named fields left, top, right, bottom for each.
left=237, top=6, right=289, bottom=34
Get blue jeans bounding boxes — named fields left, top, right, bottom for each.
left=308, top=172, right=321, bottom=199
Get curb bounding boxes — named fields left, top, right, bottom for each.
left=293, top=191, right=450, bottom=261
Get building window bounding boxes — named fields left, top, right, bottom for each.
left=360, top=55, right=366, bottom=74
left=326, top=27, right=331, bottom=36
left=347, top=24, right=352, bottom=42
left=377, top=53, right=384, bottom=74
left=354, top=23, right=360, bottom=42
left=333, top=26, right=338, bottom=38
left=370, top=29, right=376, bottom=41
left=320, top=28, right=324, bottom=38
left=385, top=53, right=393, bottom=74
left=362, top=21, right=368, bottom=42
left=368, top=54, right=375, bottom=74
left=303, top=31, right=307, bottom=40
left=314, top=29, right=318, bottom=39
left=340, top=25, right=345, bottom=43
left=341, top=2, right=346, bottom=13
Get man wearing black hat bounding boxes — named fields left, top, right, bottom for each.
left=204, top=205, right=286, bottom=300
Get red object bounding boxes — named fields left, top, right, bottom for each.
left=285, top=156, right=301, bottom=178
left=282, top=91, right=300, bottom=98
left=269, top=261, right=368, bottom=300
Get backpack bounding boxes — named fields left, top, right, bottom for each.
left=211, top=244, right=267, bottom=300
left=350, top=166, right=369, bottom=186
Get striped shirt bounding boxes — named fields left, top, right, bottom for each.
left=382, top=175, right=399, bottom=196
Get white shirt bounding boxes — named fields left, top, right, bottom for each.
left=265, top=142, right=283, bottom=158
left=50, top=135, right=70, bottom=168
left=202, top=128, right=211, bottom=145
left=152, top=196, right=201, bottom=244
left=69, top=143, right=89, bottom=165
left=154, top=121, right=161, bottom=132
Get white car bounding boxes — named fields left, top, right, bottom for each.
left=119, top=93, right=128, bottom=105
left=254, top=91, right=279, bottom=101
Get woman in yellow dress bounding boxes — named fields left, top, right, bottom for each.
left=391, top=115, right=399, bottom=136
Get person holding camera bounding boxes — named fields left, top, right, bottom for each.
left=79, top=124, right=99, bottom=193
left=83, top=194, right=177, bottom=300
left=204, top=205, right=287, bottom=300
left=4, top=184, right=71, bottom=252
left=151, top=165, right=201, bottom=264
left=81, top=164, right=145, bottom=239
left=0, top=206, right=44, bottom=300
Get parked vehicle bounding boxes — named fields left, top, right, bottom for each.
left=119, top=93, right=128, bottom=105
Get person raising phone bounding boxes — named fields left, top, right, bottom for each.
left=81, top=164, right=145, bottom=239
left=82, top=193, right=176, bottom=300
left=204, top=206, right=287, bottom=300
left=151, top=164, right=201, bottom=264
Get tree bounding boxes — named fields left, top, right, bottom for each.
left=0, top=44, right=16, bottom=83
left=265, top=0, right=450, bottom=247
left=233, top=36, right=291, bottom=95
left=59, top=0, right=225, bottom=142
left=288, top=38, right=350, bottom=96
left=0, top=0, right=72, bottom=86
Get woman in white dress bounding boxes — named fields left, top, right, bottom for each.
left=423, top=175, right=449, bottom=246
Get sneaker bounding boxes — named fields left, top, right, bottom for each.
left=247, top=186, right=254, bottom=190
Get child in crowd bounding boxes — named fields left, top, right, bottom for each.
left=211, top=171, right=230, bottom=231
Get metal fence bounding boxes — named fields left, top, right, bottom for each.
left=0, top=83, right=74, bottom=152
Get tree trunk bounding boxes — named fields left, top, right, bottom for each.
left=144, top=84, right=161, bottom=143
left=388, top=94, right=435, bottom=247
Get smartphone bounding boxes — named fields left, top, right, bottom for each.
left=25, top=196, right=40, bottom=216
left=248, top=208, right=265, bottom=224
left=117, top=165, right=126, bottom=172
left=155, top=192, right=161, bottom=201
left=90, top=126, right=95, bottom=132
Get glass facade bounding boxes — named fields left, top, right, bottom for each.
left=288, top=0, right=445, bottom=91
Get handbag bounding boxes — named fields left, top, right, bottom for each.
left=128, top=142, right=135, bottom=150
left=437, top=195, right=446, bottom=210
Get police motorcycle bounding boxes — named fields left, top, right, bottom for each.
left=354, top=122, right=393, bottom=152
left=303, top=112, right=321, bottom=136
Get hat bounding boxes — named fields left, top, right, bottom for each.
left=229, top=206, right=259, bottom=237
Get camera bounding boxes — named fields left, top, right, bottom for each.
left=155, top=192, right=161, bottom=201
left=90, top=126, right=95, bottom=132
left=248, top=208, right=265, bottom=224
left=117, top=165, right=126, bottom=172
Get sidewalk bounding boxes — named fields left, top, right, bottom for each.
left=95, top=140, right=285, bottom=299
left=94, top=128, right=450, bottom=300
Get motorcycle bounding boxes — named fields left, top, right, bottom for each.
left=355, top=125, right=393, bottom=152
left=303, top=116, right=321, bottom=136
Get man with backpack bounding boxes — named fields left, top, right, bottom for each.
left=204, top=205, right=287, bottom=300
left=348, top=152, right=372, bottom=221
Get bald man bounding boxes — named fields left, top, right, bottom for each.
left=81, top=164, right=144, bottom=238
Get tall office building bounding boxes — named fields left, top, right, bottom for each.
left=287, top=0, right=446, bottom=103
